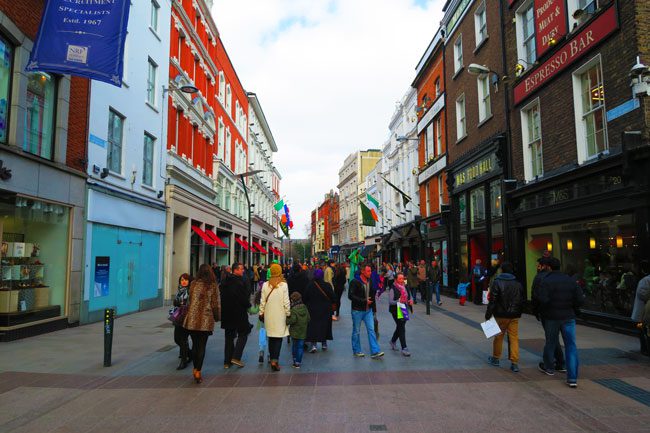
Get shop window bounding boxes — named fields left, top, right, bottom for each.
left=425, top=122, right=434, bottom=161
left=459, top=195, right=467, bottom=225
left=438, top=176, right=444, bottom=212
left=573, top=56, right=607, bottom=163
left=0, top=34, right=12, bottom=144
left=435, top=117, right=442, bottom=156
left=521, top=98, right=543, bottom=180
left=470, top=187, right=485, bottom=230
left=107, top=109, right=124, bottom=174
left=456, top=94, right=466, bottom=140
left=218, top=71, right=225, bottom=104
left=0, top=196, right=70, bottom=327
left=490, top=180, right=502, bottom=218
left=516, top=1, right=536, bottom=69
left=24, top=72, right=56, bottom=160
left=142, top=133, right=155, bottom=186
left=477, top=75, right=491, bottom=122
left=453, top=35, right=463, bottom=73
left=434, top=78, right=440, bottom=98
left=524, top=214, right=640, bottom=317
left=474, top=1, right=487, bottom=47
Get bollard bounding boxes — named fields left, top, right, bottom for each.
left=426, top=284, right=432, bottom=315
left=103, top=308, right=114, bottom=367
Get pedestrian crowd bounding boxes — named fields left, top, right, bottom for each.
left=166, top=253, right=650, bottom=388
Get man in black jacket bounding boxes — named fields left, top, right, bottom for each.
left=220, top=263, right=252, bottom=369
left=288, top=263, right=309, bottom=296
left=349, top=265, right=383, bottom=358
left=485, top=262, right=525, bottom=372
left=534, top=257, right=585, bottom=388
left=532, top=256, right=565, bottom=371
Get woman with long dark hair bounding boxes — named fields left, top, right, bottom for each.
left=388, top=272, right=413, bottom=356
left=303, top=268, right=335, bottom=352
left=332, top=263, right=347, bottom=319
left=173, top=273, right=192, bottom=370
left=183, top=264, right=220, bottom=383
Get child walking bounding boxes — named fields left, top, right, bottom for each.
left=287, top=292, right=311, bottom=368
left=457, top=277, right=470, bottom=306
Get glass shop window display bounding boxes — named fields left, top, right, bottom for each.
left=0, top=195, right=70, bottom=326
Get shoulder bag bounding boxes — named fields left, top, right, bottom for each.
left=259, top=285, right=278, bottom=323
left=315, top=281, right=336, bottom=312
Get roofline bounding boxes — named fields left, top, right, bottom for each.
left=412, top=28, right=444, bottom=87
left=247, top=92, right=278, bottom=152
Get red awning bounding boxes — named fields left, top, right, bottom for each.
left=252, top=242, right=268, bottom=254
left=191, top=226, right=217, bottom=246
left=270, top=246, right=283, bottom=256
left=204, top=230, right=228, bottom=249
left=234, top=237, right=250, bottom=250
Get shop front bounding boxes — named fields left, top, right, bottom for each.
left=421, top=217, right=449, bottom=288
left=448, top=138, right=505, bottom=294
left=510, top=153, right=650, bottom=329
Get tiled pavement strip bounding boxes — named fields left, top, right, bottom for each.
left=1, top=295, right=649, bottom=432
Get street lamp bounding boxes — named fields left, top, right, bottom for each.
left=467, top=63, right=503, bottom=91
left=237, top=169, right=264, bottom=269
left=395, top=135, right=419, bottom=143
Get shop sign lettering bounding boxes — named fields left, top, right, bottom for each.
left=535, top=0, right=567, bottom=57
left=455, top=156, right=495, bottom=187
left=446, top=0, right=472, bottom=36
left=514, top=5, right=618, bottom=105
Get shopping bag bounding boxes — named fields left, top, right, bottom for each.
left=482, top=290, right=489, bottom=305
left=480, top=317, right=501, bottom=339
left=258, top=325, right=267, bottom=347
left=397, top=302, right=410, bottom=321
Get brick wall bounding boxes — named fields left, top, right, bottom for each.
left=0, top=0, right=43, bottom=40
left=444, top=0, right=507, bottom=166
left=503, top=0, right=648, bottom=182
left=66, top=77, right=90, bottom=172
left=636, top=0, right=650, bottom=138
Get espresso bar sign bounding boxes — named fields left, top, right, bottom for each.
left=514, top=5, right=618, bottom=105
left=535, top=0, right=568, bottom=57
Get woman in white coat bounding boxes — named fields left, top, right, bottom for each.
left=259, top=263, right=290, bottom=371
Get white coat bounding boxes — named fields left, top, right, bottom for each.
left=259, top=281, right=290, bottom=337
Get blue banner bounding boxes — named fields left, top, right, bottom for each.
left=26, top=0, right=131, bottom=87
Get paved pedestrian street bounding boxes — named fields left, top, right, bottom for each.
left=1, top=296, right=649, bottom=433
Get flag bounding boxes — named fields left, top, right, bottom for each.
left=283, top=204, right=291, bottom=227
left=366, top=193, right=380, bottom=222
left=280, top=220, right=290, bottom=237
left=381, top=176, right=412, bottom=207
left=359, top=201, right=376, bottom=227
left=274, top=199, right=284, bottom=211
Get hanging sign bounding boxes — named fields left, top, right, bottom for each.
left=26, top=0, right=131, bottom=87
left=534, top=0, right=568, bottom=57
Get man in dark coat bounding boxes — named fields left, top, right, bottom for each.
left=485, top=262, right=525, bottom=372
left=534, top=257, right=585, bottom=388
left=532, top=255, right=565, bottom=371
left=303, top=268, right=335, bottom=352
left=288, top=263, right=309, bottom=296
left=220, top=263, right=252, bottom=368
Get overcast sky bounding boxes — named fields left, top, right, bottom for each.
left=212, top=0, right=444, bottom=239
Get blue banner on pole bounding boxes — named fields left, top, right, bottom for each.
left=26, top=0, right=131, bottom=87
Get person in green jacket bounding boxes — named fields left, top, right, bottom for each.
left=287, top=291, right=311, bottom=368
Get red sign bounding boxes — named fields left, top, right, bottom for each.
left=514, top=6, right=618, bottom=106
left=535, top=0, right=568, bottom=57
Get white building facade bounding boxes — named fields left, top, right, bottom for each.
left=82, top=0, right=171, bottom=322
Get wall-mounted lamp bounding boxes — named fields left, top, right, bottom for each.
left=546, top=241, right=553, bottom=252
left=616, top=235, right=623, bottom=248
left=566, top=239, right=573, bottom=251
left=589, top=237, right=596, bottom=249
left=467, top=63, right=505, bottom=91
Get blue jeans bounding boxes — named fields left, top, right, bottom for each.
left=351, top=309, right=381, bottom=355
left=543, top=319, right=579, bottom=383
left=292, top=338, right=304, bottom=364
left=432, top=282, right=441, bottom=304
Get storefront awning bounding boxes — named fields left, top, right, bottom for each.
left=252, top=241, right=268, bottom=254
left=204, top=230, right=228, bottom=249
left=270, top=246, right=283, bottom=256
left=234, top=237, right=250, bottom=250
left=191, top=226, right=217, bottom=246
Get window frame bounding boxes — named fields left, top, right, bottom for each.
left=107, top=108, right=125, bottom=174
left=142, top=132, right=155, bottom=186
left=474, top=1, right=488, bottom=47
left=426, top=122, right=434, bottom=161
left=455, top=94, right=466, bottom=140
left=150, top=0, right=160, bottom=33
left=23, top=71, right=58, bottom=160
left=453, top=35, right=464, bottom=73
left=520, top=98, right=544, bottom=181
left=477, top=74, right=492, bottom=122
left=146, top=58, right=157, bottom=106
left=515, top=0, right=536, bottom=71
left=435, top=117, right=442, bottom=156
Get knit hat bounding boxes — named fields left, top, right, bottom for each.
left=290, top=292, right=302, bottom=302
left=270, top=263, right=282, bottom=278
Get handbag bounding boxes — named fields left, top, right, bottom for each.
left=314, top=281, right=336, bottom=311
left=259, top=285, right=278, bottom=323
left=168, top=304, right=188, bottom=325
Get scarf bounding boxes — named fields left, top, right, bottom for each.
left=393, top=282, right=408, bottom=304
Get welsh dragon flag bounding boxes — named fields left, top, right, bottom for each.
left=366, top=193, right=379, bottom=222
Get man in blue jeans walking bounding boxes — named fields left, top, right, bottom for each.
left=534, top=257, right=585, bottom=388
left=349, top=265, right=384, bottom=359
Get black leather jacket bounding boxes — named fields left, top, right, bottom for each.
left=349, top=277, right=378, bottom=312
left=486, top=273, right=525, bottom=319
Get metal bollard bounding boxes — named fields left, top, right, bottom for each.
left=426, top=284, right=432, bottom=315
left=103, top=308, right=115, bottom=367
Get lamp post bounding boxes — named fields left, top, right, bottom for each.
left=237, top=169, right=264, bottom=269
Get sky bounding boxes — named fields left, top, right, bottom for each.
left=211, top=0, right=445, bottom=238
